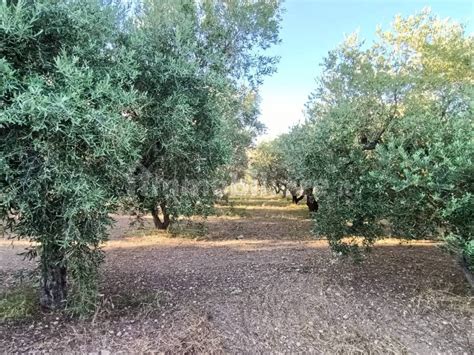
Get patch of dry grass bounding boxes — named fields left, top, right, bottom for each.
left=410, top=288, right=474, bottom=316
left=0, top=285, right=38, bottom=321
left=302, top=324, right=409, bottom=354
left=156, top=309, right=224, bottom=354
left=168, top=220, right=208, bottom=239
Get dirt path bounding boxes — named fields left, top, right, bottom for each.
left=1, top=196, right=472, bottom=353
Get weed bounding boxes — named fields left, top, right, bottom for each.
left=168, top=220, right=208, bottom=239
left=0, top=285, right=38, bottom=321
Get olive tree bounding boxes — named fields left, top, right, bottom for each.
left=128, top=0, right=282, bottom=229
left=303, top=10, right=473, bottom=269
left=251, top=129, right=318, bottom=210
left=251, top=140, right=290, bottom=196
left=0, top=0, right=143, bottom=312
left=277, top=126, right=318, bottom=210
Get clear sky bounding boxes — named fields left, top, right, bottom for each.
left=257, top=0, right=473, bottom=141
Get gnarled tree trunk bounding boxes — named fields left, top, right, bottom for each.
left=40, top=248, right=67, bottom=310
left=291, top=192, right=298, bottom=203
left=305, top=187, right=318, bottom=212
left=151, top=203, right=170, bottom=230
left=290, top=188, right=305, bottom=204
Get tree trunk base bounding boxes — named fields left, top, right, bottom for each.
left=305, top=188, right=318, bottom=212
left=151, top=203, right=170, bottom=230
left=306, top=196, right=318, bottom=212
left=40, top=265, right=67, bottom=310
left=292, top=194, right=305, bottom=204
left=460, top=257, right=474, bottom=289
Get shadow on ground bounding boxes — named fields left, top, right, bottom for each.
left=1, top=195, right=472, bottom=353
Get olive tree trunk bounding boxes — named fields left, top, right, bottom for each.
left=151, top=203, right=170, bottom=230
left=40, top=248, right=67, bottom=310
left=290, top=188, right=305, bottom=204
left=305, top=187, right=319, bottom=212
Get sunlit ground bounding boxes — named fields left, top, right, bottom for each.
left=0, top=194, right=471, bottom=353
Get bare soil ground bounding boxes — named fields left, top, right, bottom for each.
left=0, top=196, right=472, bottom=353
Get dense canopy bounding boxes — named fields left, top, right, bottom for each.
left=0, top=0, right=282, bottom=312
left=256, top=10, right=473, bottom=270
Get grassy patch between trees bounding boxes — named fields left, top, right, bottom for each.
left=0, top=285, right=38, bottom=321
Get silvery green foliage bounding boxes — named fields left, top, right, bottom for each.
left=251, top=125, right=310, bottom=198
left=277, top=125, right=311, bottom=191
left=251, top=140, right=289, bottom=194
left=303, top=11, right=473, bottom=268
left=0, top=0, right=143, bottom=313
left=129, top=0, right=281, bottom=226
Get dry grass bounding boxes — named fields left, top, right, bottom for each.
left=411, top=288, right=474, bottom=316
left=155, top=309, right=224, bottom=354
left=0, top=285, right=38, bottom=321
left=0, top=194, right=472, bottom=353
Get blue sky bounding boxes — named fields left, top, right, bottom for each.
left=258, top=0, right=473, bottom=141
